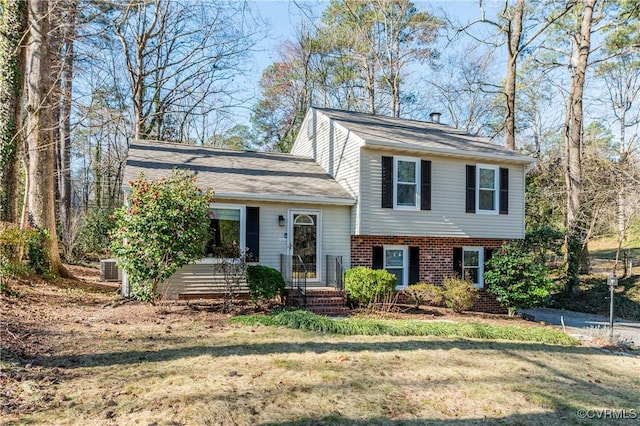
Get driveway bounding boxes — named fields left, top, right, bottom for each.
left=520, top=307, right=640, bottom=346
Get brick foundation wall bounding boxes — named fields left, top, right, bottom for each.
left=350, top=235, right=509, bottom=314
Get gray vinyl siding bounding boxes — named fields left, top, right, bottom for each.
left=292, top=110, right=363, bottom=234
left=292, top=111, right=315, bottom=158
left=158, top=199, right=351, bottom=298
left=359, top=148, right=526, bottom=239
left=157, top=263, right=248, bottom=299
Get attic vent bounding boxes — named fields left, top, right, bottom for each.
left=429, top=112, right=441, bottom=124
left=100, top=259, right=122, bottom=282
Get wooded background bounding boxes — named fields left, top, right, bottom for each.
left=0, top=0, right=638, bottom=290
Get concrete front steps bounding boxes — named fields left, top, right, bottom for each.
left=287, top=287, right=350, bottom=316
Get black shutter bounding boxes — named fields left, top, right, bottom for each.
left=466, top=165, right=476, bottom=213
left=409, top=246, right=420, bottom=284
left=382, top=156, right=393, bottom=208
left=372, top=246, right=384, bottom=269
left=421, top=160, right=431, bottom=211
left=245, top=207, right=260, bottom=262
left=499, top=167, right=509, bottom=214
left=453, top=247, right=463, bottom=277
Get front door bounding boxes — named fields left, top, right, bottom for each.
left=289, top=210, right=321, bottom=282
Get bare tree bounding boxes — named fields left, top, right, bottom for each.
left=425, top=45, right=501, bottom=136
left=108, top=0, right=263, bottom=141
left=452, top=0, right=576, bottom=149
left=50, top=0, right=78, bottom=258
left=597, top=54, right=640, bottom=274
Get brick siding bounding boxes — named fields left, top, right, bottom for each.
left=350, top=235, right=509, bottom=314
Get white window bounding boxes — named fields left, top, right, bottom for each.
left=206, top=204, right=246, bottom=258
left=476, top=164, right=499, bottom=214
left=393, top=156, right=420, bottom=209
left=462, top=247, right=484, bottom=288
left=384, top=245, right=408, bottom=289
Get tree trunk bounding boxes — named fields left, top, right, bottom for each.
left=0, top=0, right=27, bottom=223
left=57, top=2, right=76, bottom=258
left=504, top=0, right=524, bottom=150
left=564, top=0, right=597, bottom=294
left=25, top=0, right=70, bottom=278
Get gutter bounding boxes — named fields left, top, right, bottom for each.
left=364, top=139, right=534, bottom=165
left=214, top=192, right=357, bottom=206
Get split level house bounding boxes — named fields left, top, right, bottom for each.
left=122, top=107, right=534, bottom=313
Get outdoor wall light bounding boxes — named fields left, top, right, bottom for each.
left=278, top=215, right=285, bottom=227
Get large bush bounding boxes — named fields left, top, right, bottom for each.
left=484, top=243, right=553, bottom=315
left=245, top=265, right=286, bottom=305
left=442, top=276, right=478, bottom=313
left=110, top=170, right=214, bottom=301
left=345, top=266, right=396, bottom=307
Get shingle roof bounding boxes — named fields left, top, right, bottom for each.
left=124, top=140, right=355, bottom=204
left=314, top=108, right=533, bottom=164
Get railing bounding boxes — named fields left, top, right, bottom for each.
left=335, top=256, right=345, bottom=291
left=325, top=255, right=345, bottom=291
left=280, top=254, right=308, bottom=305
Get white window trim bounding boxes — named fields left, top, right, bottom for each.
left=393, top=156, right=421, bottom=210
left=198, top=203, right=246, bottom=262
left=462, top=246, right=484, bottom=289
left=384, top=245, right=408, bottom=290
left=288, top=209, right=323, bottom=283
left=476, top=164, right=499, bottom=215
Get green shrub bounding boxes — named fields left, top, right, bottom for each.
left=484, top=243, right=553, bottom=315
left=442, top=276, right=478, bottom=313
left=344, top=266, right=396, bottom=307
left=110, top=170, right=214, bottom=301
left=405, top=282, right=444, bottom=308
left=245, top=265, right=286, bottom=305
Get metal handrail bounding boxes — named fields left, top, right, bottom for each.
left=280, top=254, right=308, bottom=307
left=335, top=256, right=345, bottom=291
left=293, top=254, right=307, bottom=302
left=325, top=255, right=345, bottom=291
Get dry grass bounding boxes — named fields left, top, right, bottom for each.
left=2, top=278, right=640, bottom=425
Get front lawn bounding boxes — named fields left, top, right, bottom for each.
left=2, top=278, right=639, bottom=425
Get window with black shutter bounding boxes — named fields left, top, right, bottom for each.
left=382, top=156, right=431, bottom=210
left=466, top=164, right=509, bottom=215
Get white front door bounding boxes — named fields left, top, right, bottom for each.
left=288, top=210, right=321, bottom=282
